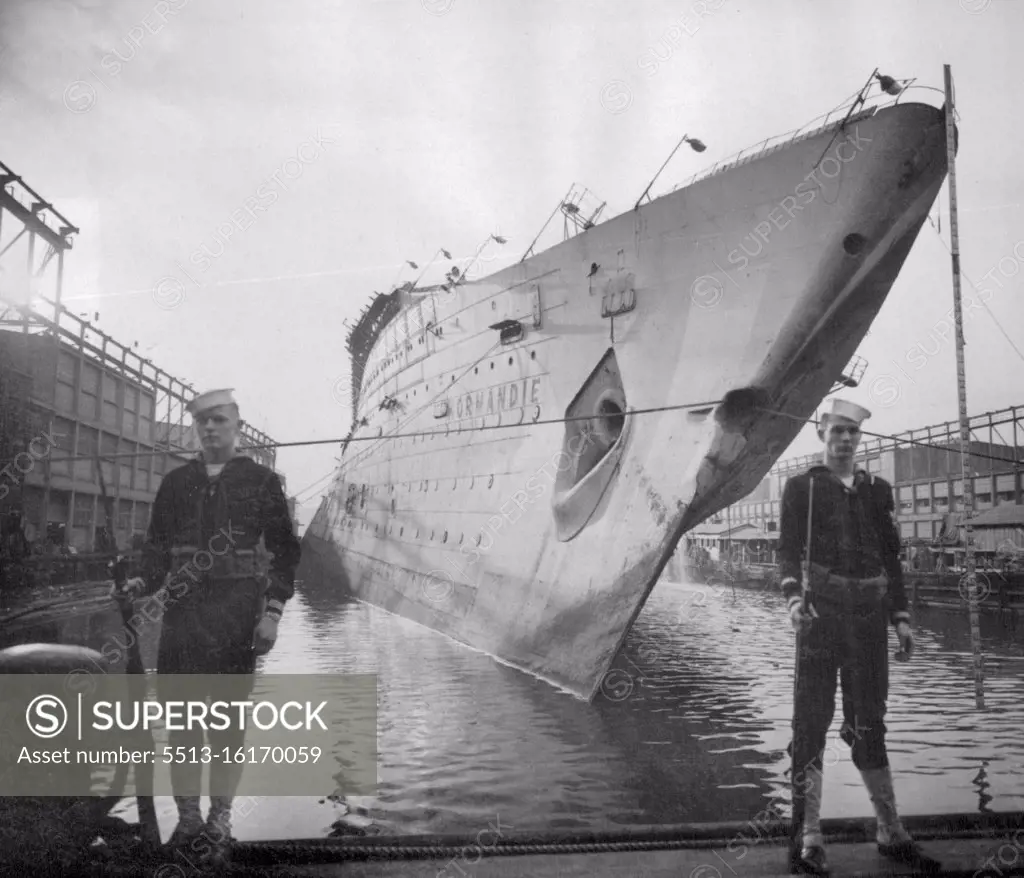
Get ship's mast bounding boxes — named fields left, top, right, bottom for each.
left=944, top=63, right=984, bottom=709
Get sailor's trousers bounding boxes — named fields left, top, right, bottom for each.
left=790, top=590, right=891, bottom=841
left=155, top=572, right=263, bottom=800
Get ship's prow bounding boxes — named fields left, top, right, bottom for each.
left=304, top=89, right=952, bottom=701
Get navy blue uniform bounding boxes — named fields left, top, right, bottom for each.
left=138, top=454, right=301, bottom=801
left=778, top=466, right=910, bottom=842
left=140, top=454, right=301, bottom=676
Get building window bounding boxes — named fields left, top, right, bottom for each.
left=914, top=483, right=931, bottom=514
left=974, top=477, right=992, bottom=509
left=118, top=499, right=132, bottom=532
left=139, top=393, right=155, bottom=442
left=867, top=457, right=881, bottom=474
left=99, top=433, right=117, bottom=486
left=72, top=493, right=94, bottom=528
left=79, top=362, right=100, bottom=420
left=995, top=473, right=1017, bottom=506
left=47, top=490, right=70, bottom=531
left=952, top=479, right=963, bottom=511
left=50, top=417, right=75, bottom=476
left=102, top=373, right=120, bottom=429
left=56, top=351, right=76, bottom=383
left=134, top=502, right=150, bottom=532
left=933, top=481, right=949, bottom=512
left=134, top=444, right=150, bottom=492
left=119, top=439, right=134, bottom=489
left=55, top=351, right=77, bottom=413
left=75, top=426, right=98, bottom=482
left=123, top=386, right=138, bottom=436
left=898, top=486, right=913, bottom=513
left=900, top=522, right=915, bottom=539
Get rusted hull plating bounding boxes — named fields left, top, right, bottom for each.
left=302, top=102, right=950, bottom=700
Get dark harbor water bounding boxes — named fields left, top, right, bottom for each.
left=121, top=575, right=1024, bottom=841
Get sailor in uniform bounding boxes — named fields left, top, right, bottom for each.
left=779, top=399, right=940, bottom=876
left=122, top=388, right=301, bottom=865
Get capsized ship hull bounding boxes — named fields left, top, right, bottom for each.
left=300, top=100, right=950, bottom=701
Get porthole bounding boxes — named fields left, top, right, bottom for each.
left=843, top=233, right=867, bottom=255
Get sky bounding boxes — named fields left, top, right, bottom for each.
left=1, top=0, right=1022, bottom=532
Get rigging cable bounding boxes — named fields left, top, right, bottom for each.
left=926, top=205, right=1024, bottom=366
left=39, top=398, right=1024, bottom=469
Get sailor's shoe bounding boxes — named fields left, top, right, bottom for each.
left=789, top=842, right=830, bottom=876
left=164, top=814, right=205, bottom=853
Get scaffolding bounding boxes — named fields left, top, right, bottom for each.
left=772, top=404, right=1023, bottom=482
left=0, top=160, right=276, bottom=467
left=0, top=161, right=280, bottom=559
left=718, top=403, right=1024, bottom=554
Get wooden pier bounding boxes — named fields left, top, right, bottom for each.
left=907, top=570, right=1024, bottom=616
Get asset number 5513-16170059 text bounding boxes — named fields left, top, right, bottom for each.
left=161, top=745, right=323, bottom=764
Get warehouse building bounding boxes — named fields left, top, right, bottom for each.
left=0, top=317, right=280, bottom=555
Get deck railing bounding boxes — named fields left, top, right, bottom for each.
left=662, top=83, right=944, bottom=201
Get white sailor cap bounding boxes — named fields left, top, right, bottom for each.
left=820, top=398, right=871, bottom=426
left=186, top=388, right=237, bottom=416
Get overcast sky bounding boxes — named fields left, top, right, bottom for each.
left=2, top=0, right=1022, bottom=530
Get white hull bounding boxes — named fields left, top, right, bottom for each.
left=302, top=101, right=949, bottom=700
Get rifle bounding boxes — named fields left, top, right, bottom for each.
left=97, top=455, right=160, bottom=848
left=800, top=476, right=819, bottom=621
